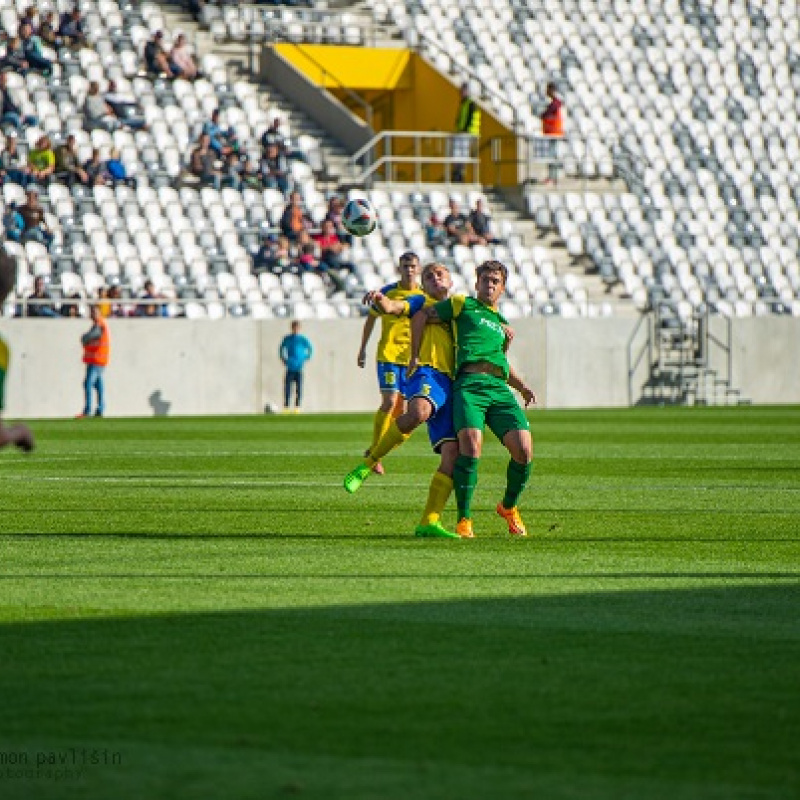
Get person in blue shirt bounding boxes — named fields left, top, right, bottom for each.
left=279, top=320, right=313, bottom=412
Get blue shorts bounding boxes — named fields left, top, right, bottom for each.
left=407, top=366, right=456, bottom=453
left=377, top=362, right=408, bottom=397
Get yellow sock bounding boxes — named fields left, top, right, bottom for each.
left=367, top=420, right=409, bottom=465
left=369, top=410, right=392, bottom=457
left=420, top=471, right=454, bottom=525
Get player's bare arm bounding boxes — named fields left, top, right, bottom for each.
left=502, top=324, right=515, bottom=353
left=408, top=309, right=427, bottom=374
left=357, top=314, right=377, bottom=368
left=508, top=365, right=537, bottom=407
left=362, top=290, right=406, bottom=316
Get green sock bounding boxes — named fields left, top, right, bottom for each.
left=453, top=455, right=479, bottom=519
left=502, top=459, right=532, bottom=509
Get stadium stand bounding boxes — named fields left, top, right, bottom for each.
left=1, top=0, right=798, bottom=327
left=366, top=0, right=800, bottom=320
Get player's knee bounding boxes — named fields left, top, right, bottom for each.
left=406, top=405, right=430, bottom=428
left=512, top=439, right=533, bottom=464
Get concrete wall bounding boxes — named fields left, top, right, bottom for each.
left=0, top=316, right=797, bottom=418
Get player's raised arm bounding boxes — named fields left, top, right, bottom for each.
left=508, top=364, right=537, bottom=407
left=362, top=290, right=407, bottom=316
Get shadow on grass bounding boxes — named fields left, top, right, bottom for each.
left=0, top=585, right=798, bottom=800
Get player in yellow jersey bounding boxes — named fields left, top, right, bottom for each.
left=356, top=251, right=423, bottom=475
left=0, top=246, right=34, bottom=453
left=345, top=262, right=460, bottom=538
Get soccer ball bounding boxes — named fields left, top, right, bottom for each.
left=342, top=198, right=377, bottom=237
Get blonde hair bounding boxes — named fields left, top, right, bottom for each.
left=421, top=261, right=450, bottom=280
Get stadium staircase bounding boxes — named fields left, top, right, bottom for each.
left=636, top=304, right=749, bottom=406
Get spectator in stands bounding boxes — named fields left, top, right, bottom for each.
left=82, top=148, right=108, bottom=186
left=187, top=0, right=205, bottom=21
left=275, top=236, right=294, bottom=275
left=261, top=116, right=305, bottom=163
left=425, top=213, right=448, bottom=249
left=240, top=156, right=262, bottom=190
left=19, top=22, right=52, bottom=76
left=254, top=234, right=290, bottom=276
left=540, top=82, right=563, bottom=185
left=202, top=109, right=237, bottom=157
left=107, top=284, right=125, bottom=317
left=453, top=83, right=480, bottom=183
left=2, top=202, right=24, bottom=242
left=0, top=134, right=32, bottom=187
left=97, top=285, right=111, bottom=318
left=170, top=33, right=200, bottom=81
left=60, top=292, right=82, bottom=317
left=468, top=199, right=498, bottom=244
left=104, top=80, right=148, bottom=130
left=26, top=275, right=59, bottom=317
left=252, top=233, right=276, bottom=274
left=0, top=36, right=30, bottom=73
left=261, top=117, right=287, bottom=154
left=0, top=72, right=37, bottom=131
left=54, top=134, right=88, bottom=187
left=221, top=152, right=242, bottom=190
left=443, top=198, right=479, bottom=246
left=84, top=81, right=121, bottom=132
left=136, top=279, right=166, bottom=318
left=58, top=7, right=87, bottom=49
left=314, top=218, right=357, bottom=291
left=188, top=133, right=222, bottom=189
left=280, top=191, right=313, bottom=242
left=39, top=11, right=62, bottom=49
left=143, top=31, right=176, bottom=79
left=324, top=195, right=350, bottom=241
left=27, top=135, right=55, bottom=186
left=297, top=238, right=324, bottom=276
left=261, top=142, right=289, bottom=197
left=20, top=6, right=38, bottom=31
left=105, top=147, right=135, bottom=187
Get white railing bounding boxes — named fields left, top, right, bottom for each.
left=349, top=130, right=480, bottom=185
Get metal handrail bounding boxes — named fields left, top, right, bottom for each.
left=9, top=296, right=370, bottom=319
left=349, top=130, right=479, bottom=185
left=488, top=133, right=643, bottom=189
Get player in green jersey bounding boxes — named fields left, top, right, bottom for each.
left=424, top=260, right=535, bottom=538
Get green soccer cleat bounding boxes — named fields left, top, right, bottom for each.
left=414, top=521, right=460, bottom=539
left=343, top=463, right=372, bottom=494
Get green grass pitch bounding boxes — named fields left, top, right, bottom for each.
left=0, top=407, right=798, bottom=799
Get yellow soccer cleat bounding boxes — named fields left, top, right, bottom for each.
left=496, top=503, right=527, bottom=536
left=456, top=518, right=475, bottom=539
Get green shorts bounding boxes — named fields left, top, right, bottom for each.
left=0, top=365, right=5, bottom=412
left=453, top=373, right=530, bottom=441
